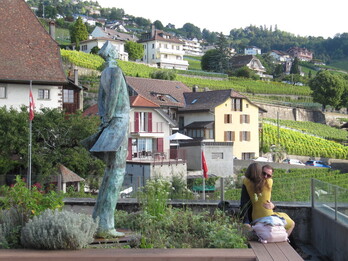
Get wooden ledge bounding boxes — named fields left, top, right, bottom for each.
left=249, top=241, right=303, bottom=261
left=0, top=248, right=256, bottom=261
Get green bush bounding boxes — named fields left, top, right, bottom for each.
left=137, top=179, right=171, bottom=218
left=0, top=209, right=22, bottom=249
left=0, top=176, right=64, bottom=224
left=150, top=70, right=177, bottom=80
left=21, top=209, right=98, bottom=250
left=114, top=208, right=247, bottom=248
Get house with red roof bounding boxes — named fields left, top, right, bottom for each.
left=0, top=0, right=83, bottom=113
left=137, top=25, right=189, bottom=70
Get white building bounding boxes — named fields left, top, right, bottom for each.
left=181, top=38, right=203, bottom=56
left=73, top=38, right=129, bottom=61
left=138, top=25, right=189, bottom=70
left=244, top=46, right=261, bottom=55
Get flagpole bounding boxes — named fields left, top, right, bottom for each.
left=28, top=81, right=33, bottom=189
left=202, top=144, right=205, bottom=200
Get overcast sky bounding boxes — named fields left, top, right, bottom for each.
left=98, top=0, right=347, bottom=39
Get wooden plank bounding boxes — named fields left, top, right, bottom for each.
left=263, top=243, right=288, bottom=261
left=249, top=241, right=273, bottom=261
left=275, top=242, right=303, bottom=261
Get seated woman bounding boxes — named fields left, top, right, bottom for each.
left=240, top=163, right=295, bottom=236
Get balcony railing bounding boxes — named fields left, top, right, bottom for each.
left=128, top=148, right=187, bottom=165
left=129, top=122, right=165, bottom=134
left=157, top=48, right=185, bottom=56
left=311, top=178, right=348, bottom=226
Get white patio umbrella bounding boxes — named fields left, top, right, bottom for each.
left=167, top=132, right=192, bottom=159
left=167, top=132, right=193, bottom=141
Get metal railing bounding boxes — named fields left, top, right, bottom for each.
left=311, top=178, right=348, bottom=226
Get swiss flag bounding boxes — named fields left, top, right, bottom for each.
left=29, top=89, right=35, bottom=121
left=202, top=150, right=208, bottom=179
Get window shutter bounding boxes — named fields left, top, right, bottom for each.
left=157, top=138, right=164, bottom=153
left=127, top=138, right=132, bottom=160
left=247, top=115, right=250, bottom=123
left=232, top=131, right=235, bottom=141
left=224, top=131, right=227, bottom=141
left=247, top=132, right=251, bottom=141
left=240, top=131, right=243, bottom=141
left=134, top=112, right=139, bottom=132
left=240, top=115, right=243, bottom=123
left=224, top=114, right=227, bottom=124
left=148, top=112, right=152, bottom=132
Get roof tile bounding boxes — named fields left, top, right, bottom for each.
left=0, top=0, right=67, bottom=85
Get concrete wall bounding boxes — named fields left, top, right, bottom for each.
left=311, top=208, right=348, bottom=261
left=181, top=142, right=234, bottom=178
left=125, top=161, right=187, bottom=189
left=257, top=102, right=326, bottom=123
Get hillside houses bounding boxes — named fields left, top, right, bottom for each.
left=0, top=0, right=84, bottom=114
left=138, top=25, right=189, bottom=70
left=230, top=55, right=267, bottom=77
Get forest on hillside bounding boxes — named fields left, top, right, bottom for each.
left=27, top=0, right=348, bottom=66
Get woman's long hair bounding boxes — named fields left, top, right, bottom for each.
left=245, top=162, right=268, bottom=194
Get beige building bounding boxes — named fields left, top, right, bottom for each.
left=178, top=89, right=266, bottom=160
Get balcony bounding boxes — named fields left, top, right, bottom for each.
left=128, top=148, right=187, bottom=165
left=157, top=47, right=185, bottom=56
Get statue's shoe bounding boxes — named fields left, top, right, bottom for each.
left=96, top=228, right=125, bottom=238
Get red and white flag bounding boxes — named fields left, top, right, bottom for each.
left=202, top=150, right=208, bottom=179
left=29, top=89, right=35, bottom=121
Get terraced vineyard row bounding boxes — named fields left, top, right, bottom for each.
left=262, top=124, right=348, bottom=159
left=265, top=118, right=348, bottom=142
left=60, top=50, right=312, bottom=96
left=222, top=169, right=348, bottom=202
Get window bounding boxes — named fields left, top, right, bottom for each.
left=242, top=153, right=255, bottom=160
left=231, top=98, right=242, bottom=111
left=224, top=114, right=232, bottom=123
left=212, top=152, right=223, bottom=159
left=152, top=43, right=155, bottom=49
left=63, top=89, right=74, bottom=103
left=240, top=131, right=251, bottom=141
left=224, top=131, right=235, bottom=141
left=135, top=112, right=152, bottom=132
left=240, top=114, right=250, bottom=124
left=0, top=85, right=6, bottom=98
left=164, top=44, right=168, bottom=48
left=38, top=89, right=50, bottom=99
left=81, top=45, right=87, bottom=51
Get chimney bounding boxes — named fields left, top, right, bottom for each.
left=151, top=24, right=156, bottom=38
left=74, top=68, right=79, bottom=85
left=192, top=85, right=199, bottom=92
left=49, top=20, right=55, bottom=40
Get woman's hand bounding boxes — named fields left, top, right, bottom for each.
left=263, top=200, right=275, bottom=210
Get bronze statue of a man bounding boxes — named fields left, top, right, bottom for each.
left=83, top=41, right=130, bottom=238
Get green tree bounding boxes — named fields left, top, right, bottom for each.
left=309, top=70, right=345, bottom=110
left=153, top=20, right=164, bottom=30
left=90, top=46, right=100, bottom=55
left=201, top=49, right=219, bottom=71
left=70, top=16, right=88, bottom=49
left=125, top=41, right=144, bottom=61
left=273, top=64, right=284, bottom=78
left=109, top=7, right=124, bottom=20
left=214, top=33, right=230, bottom=73
left=181, top=23, right=202, bottom=40
left=290, top=57, right=301, bottom=74
left=0, top=107, right=104, bottom=185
